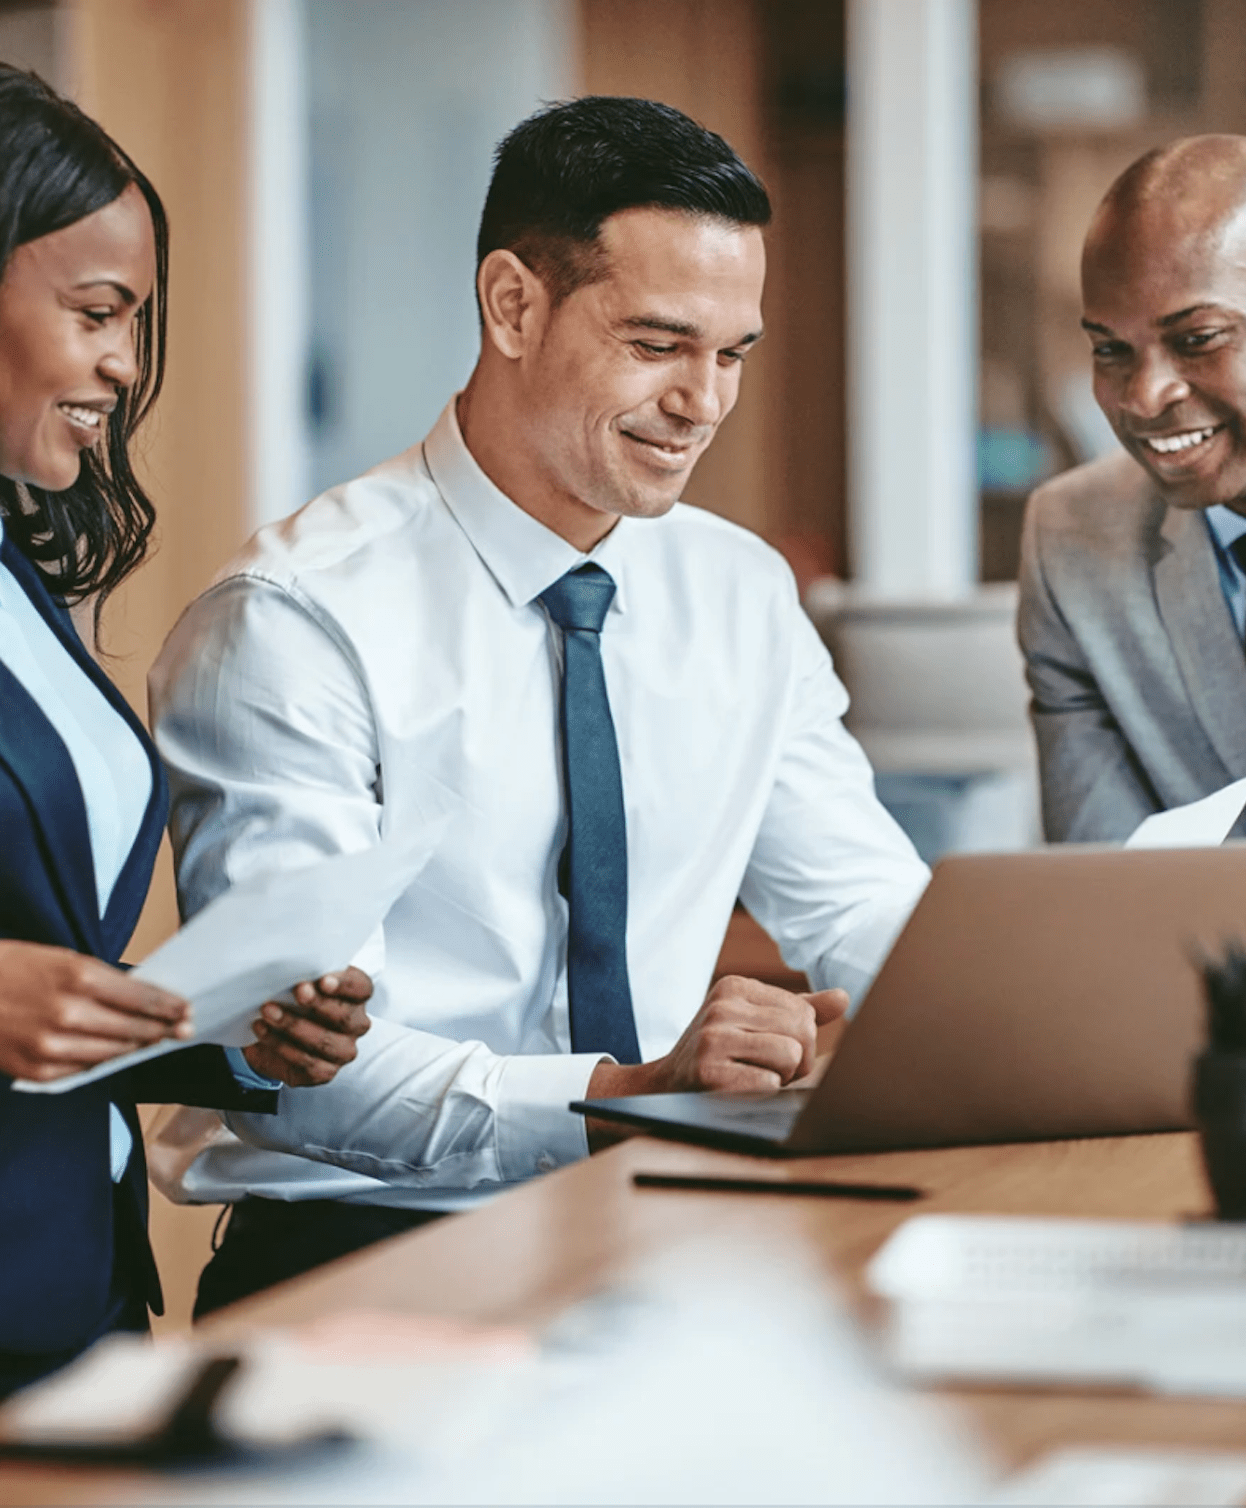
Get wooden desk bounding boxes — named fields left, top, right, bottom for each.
left=5, top=1130, right=1246, bottom=1504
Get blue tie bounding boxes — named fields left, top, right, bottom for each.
left=539, top=564, right=641, bottom=1064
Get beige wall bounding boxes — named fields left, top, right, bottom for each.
left=580, top=0, right=775, bottom=539
left=66, top=0, right=252, bottom=962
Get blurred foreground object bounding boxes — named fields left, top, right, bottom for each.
left=995, top=1446, right=1246, bottom=1507
left=0, top=1241, right=989, bottom=1505
left=870, top=1214, right=1246, bottom=1395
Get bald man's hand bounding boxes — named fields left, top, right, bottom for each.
left=583, top=976, right=848, bottom=1149
left=242, top=968, right=373, bottom=1087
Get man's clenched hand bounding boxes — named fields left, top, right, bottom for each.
left=583, top=976, right=848, bottom=1147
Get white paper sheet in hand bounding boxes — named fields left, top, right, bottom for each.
left=1125, top=776, right=1246, bottom=849
left=12, top=819, right=447, bottom=1095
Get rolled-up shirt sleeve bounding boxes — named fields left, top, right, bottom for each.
left=150, top=577, right=600, bottom=1189
left=739, top=610, right=929, bottom=1005
left=223, top=1019, right=600, bottom=1189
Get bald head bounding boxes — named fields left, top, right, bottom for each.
left=1088, top=135, right=1246, bottom=266
left=1080, top=136, right=1246, bottom=513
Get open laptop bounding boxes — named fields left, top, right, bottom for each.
left=570, top=845, right=1246, bottom=1157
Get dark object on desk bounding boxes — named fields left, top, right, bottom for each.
left=633, top=1172, right=922, bottom=1200
left=0, top=1354, right=354, bottom=1471
left=1193, top=941, right=1246, bottom=1221
left=574, top=1090, right=813, bottom=1156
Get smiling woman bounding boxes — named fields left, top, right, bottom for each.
left=0, top=64, right=374, bottom=1398
left=0, top=186, right=154, bottom=488
left=0, top=78, right=166, bottom=622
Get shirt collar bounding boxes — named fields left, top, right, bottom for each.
left=422, top=398, right=628, bottom=615
left=1205, top=503, right=1246, bottom=560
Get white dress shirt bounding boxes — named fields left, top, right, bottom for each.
left=0, top=515, right=150, bottom=1179
left=149, top=399, right=928, bottom=1210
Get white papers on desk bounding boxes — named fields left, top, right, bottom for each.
left=0, top=1310, right=534, bottom=1461
left=994, top=1447, right=1246, bottom=1507
left=12, top=822, right=446, bottom=1095
left=1125, top=777, right=1246, bottom=849
left=867, top=1214, right=1246, bottom=1396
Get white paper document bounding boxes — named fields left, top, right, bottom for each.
left=0, top=1311, right=533, bottom=1456
left=868, top=1214, right=1246, bottom=1396
left=12, top=822, right=446, bottom=1095
left=1125, top=777, right=1246, bottom=849
left=994, top=1446, right=1246, bottom=1507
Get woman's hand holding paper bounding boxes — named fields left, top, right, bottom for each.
left=242, top=966, right=373, bottom=1087
left=0, top=940, right=192, bottom=1082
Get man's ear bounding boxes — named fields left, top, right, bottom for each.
left=477, top=249, right=548, bottom=360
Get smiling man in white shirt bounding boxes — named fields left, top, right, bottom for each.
left=149, top=96, right=928, bottom=1315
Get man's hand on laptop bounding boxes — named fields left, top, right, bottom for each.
left=584, top=977, right=848, bottom=1148
left=242, top=966, right=373, bottom=1087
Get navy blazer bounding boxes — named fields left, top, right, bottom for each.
left=0, top=539, right=276, bottom=1355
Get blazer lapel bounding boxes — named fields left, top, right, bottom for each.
left=0, top=541, right=168, bottom=960
left=0, top=657, right=101, bottom=953
left=1154, top=504, right=1246, bottom=780
left=102, top=749, right=167, bottom=961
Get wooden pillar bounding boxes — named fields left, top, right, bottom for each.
left=63, top=0, right=252, bottom=957
left=579, top=0, right=774, bottom=538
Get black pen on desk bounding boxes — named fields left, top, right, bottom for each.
left=633, top=1172, right=923, bottom=1201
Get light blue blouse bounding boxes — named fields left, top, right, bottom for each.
left=1205, top=505, right=1246, bottom=644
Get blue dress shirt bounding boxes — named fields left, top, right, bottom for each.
left=1205, top=505, right=1246, bottom=643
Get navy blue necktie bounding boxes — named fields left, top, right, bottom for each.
left=540, top=563, right=641, bottom=1064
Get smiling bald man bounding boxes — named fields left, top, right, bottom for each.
left=1019, top=135, right=1246, bottom=841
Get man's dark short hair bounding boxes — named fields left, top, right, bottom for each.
left=477, top=96, right=772, bottom=307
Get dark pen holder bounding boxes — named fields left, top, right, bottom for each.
left=1194, top=1049, right=1246, bottom=1220
left=1191, top=939, right=1246, bottom=1221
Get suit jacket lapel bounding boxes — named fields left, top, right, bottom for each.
left=1154, top=504, right=1246, bottom=780
left=0, top=657, right=101, bottom=953
left=102, top=743, right=167, bottom=961
left=0, top=541, right=168, bottom=960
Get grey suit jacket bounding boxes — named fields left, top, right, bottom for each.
left=1018, top=451, right=1246, bottom=842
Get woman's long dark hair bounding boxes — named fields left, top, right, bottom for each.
left=0, top=65, right=168, bottom=615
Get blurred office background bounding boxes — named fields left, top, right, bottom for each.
left=1, top=0, right=1238, bottom=939
left=0, top=0, right=1241, bottom=1317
